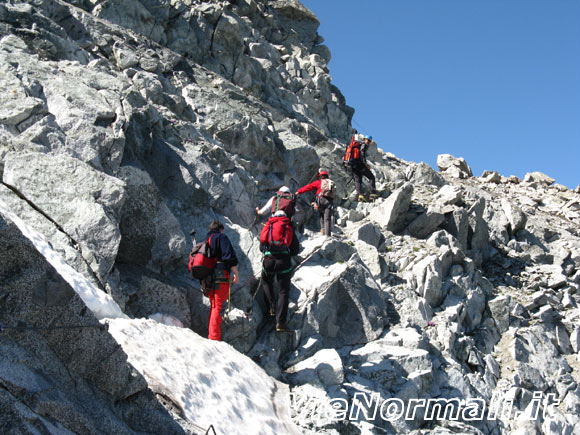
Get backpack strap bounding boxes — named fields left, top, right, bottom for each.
left=266, top=220, right=273, bottom=247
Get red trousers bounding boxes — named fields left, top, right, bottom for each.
left=208, top=271, right=230, bottom=341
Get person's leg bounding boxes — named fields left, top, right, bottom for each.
left=275, top=271, right=292, bottom=327
left=261, top=258, right=276, bottom=316
left=363, top=166, right=377, bottom=193
left=352, top=168, right=363, bottom=197
left=208, top=273, right=230, bottom=341
left=323, top=205, right=332, bottom=236
left=319, top=209, right=325, bottom=235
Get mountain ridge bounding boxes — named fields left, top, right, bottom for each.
left=1, top=1, right=580, bottom=434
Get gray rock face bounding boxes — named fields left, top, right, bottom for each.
left=350, top=221, right=382, bottom=248
left=285, top=348, right=344, bottom=386
left=3, top=1, right=580, bottom=434
left=3, top=152, right=126, bottom=283
left=437, top=153, right=473, bottom=178
left=369, top=182, right=413, bottom=233
left=436, top=184, right=463, bottom=205
left=411, top=255, right=445, bottom=308
left=408, top=207, right=445, bottom=239
left=443, top=207, right=469, bottom=251
left=467, top=197, right=490, bottom=260
left=295, top=257, right=388, bottom=348
left=0, top=210, right=187, bottom=434
left=405, top=162, right=446, bottom=187
left=117, top=166, right=186, bottom=272
left=524, top=171, right=555, bottom=186
left=481, top=170, right=502, bottom=184
left=501, top=198, right=527, bottom=234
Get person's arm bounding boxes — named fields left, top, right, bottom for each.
left=362, top=143, right=371, bottom=167
left=256, top=196, right=274, bottom=216
left=230, top=265, right=239, bottom=283
left=296, top=180, right=320, bottom=195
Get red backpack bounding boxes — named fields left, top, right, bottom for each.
left=344, top=136, right=361, bottom=163
left=260, top=216, right=293, bottom=253
left=188, top=234, right=217, bottom=280
left=271, top=191, right=295, bottom=217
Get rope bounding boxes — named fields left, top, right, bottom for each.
left=0, top=322, right=107, bottom=333
left=229, top=270, right=261, bottom=298
left=229, top=240, right=324, bottom=300
left=189, top=421, right=217, bottom=435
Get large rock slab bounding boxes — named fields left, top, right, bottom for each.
left=3, top=152, right=126, bottom=283
left=467, top=198, right=490, bottom=260
left=409, top=255, right=446, bottom=308
left=443, top=207, right=469, bottom=251
left=437, top=154, right=473, bottom=178
left=524, top=171, right=555, bottom=186
left=369, top=183, right=413, bottom=233
left=285, top=348, right=344, bottom=386
left=0, top=207, right=184, bottom=434
left=405, top=162, right=445, bottom=187
left=0, top=62, right=45, bottom=125
left=117, top=166, right=186, bottom=272
left=501, top=198, right=527, bottom=234
left=408, top=207, right=445, bottom=239
left=293, top=256, right=387, bottom=348
left=350, top=222, right=383, bottom=248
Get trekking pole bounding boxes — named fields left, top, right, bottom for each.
left=227, top=280, right=231, bottom=315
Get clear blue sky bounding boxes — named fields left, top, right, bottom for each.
left=301, top=0, right=580, bottom=189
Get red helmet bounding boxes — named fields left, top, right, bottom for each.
left=318, top=170, right=329, bottom=178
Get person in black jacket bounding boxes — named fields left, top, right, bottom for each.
left=350, top=135, right=378, bottom=202
left=261, top=211, right=300, bottom=332
left=205, top=220, right=239, bottom=341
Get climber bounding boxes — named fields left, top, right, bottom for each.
left=204, top=220, right=239, bottom=341
left=260, top=210, right=300, bottom=332
left=295, top=170, right=336, bottom=236
left=255, top=186, right=296, bottom=218
left=344, top=134, right=378, bottom=202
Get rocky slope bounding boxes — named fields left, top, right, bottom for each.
left=1, top=1, right=580, bottom=434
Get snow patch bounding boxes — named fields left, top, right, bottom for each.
left=0, top=204, right=126, bottom=320
left=107, top=318, right=300, bottom=435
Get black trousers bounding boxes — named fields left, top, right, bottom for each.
left=317, top=196, right=333, bottom=236
left=352, top=164, right=376, bottom=196
left=262, top=255, right=292, bottom=326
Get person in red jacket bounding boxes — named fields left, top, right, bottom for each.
left=296, top=170, right=335, bottom=236
left=204, top=220, right=239, bottom=341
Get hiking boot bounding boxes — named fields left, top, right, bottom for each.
left=268, top=305, right=275, bottom=317
left=357, top=194, right=367, bottom=202
left=369, top=193, right=379, bottom=201
left=276, top=323, right=292, bottom=333
left=320, top=228, right=325, bottom=235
